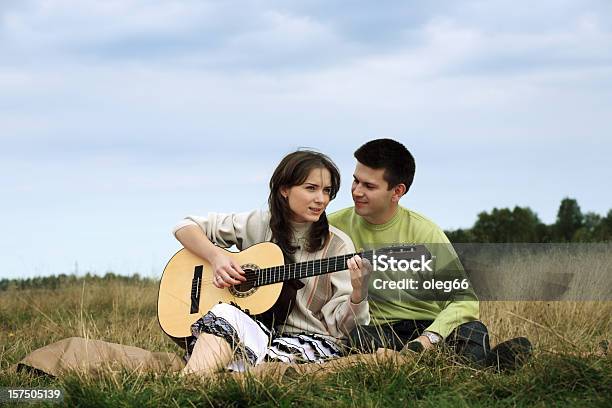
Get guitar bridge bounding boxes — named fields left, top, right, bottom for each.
left=190, top=265, right=203, bottom=314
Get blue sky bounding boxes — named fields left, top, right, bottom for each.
left=1, top=0, right=611, bottom=279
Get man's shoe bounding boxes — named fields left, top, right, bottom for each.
left=486, top=337, right=532, bottom=371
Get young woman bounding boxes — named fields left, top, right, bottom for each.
left=173, top=150, right=371, bottom=375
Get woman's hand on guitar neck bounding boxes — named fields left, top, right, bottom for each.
left=346, top=255, right=372, bottom=304
left=211, top=252, right=247, bottom=288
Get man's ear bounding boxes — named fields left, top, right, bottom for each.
left=391, top=183, right=406, bottom=203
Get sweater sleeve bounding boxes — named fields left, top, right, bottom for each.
left=174, top=209, right=270, bottom=250
left=423, top=230, right=479, bottom=339
left=320, top=229, right=371, bottom=338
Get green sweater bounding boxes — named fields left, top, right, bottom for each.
left=328, top=206, right=479, bottom=339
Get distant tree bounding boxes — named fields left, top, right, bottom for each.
left=472, top=208, right=506, bottom=242
left=573, top=212, right=602, bottom=242
left=535, top=222, right=553, bottom=243
left=104, top=272, right=117, bottom=280
left=554, top=198, right=584, bottom=241
left=594, top=209, right=612, bottom=241
left=471, top=206, right=541, bottom=242
left=510, top=206, right=541, bottom=242
left=445, top=228, right=475, bottom=243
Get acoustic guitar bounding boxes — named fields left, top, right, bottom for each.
left=157, top=242, right=425, bottom=346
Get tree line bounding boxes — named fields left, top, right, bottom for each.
left=445, top=198, right=612, bottom=243
left=0, top=272, right=154, bottom=292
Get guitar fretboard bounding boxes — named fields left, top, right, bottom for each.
left=253, top=250, right=374, bottom=287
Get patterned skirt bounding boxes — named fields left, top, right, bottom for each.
left=186, top=303, right=342, bottom=372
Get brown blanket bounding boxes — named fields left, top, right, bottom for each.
left=15, top=337, right=408, bottom=379
left=16, top=337, right=185, bottom=377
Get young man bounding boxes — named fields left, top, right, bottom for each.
left=328, top=138, right=531, bottom=369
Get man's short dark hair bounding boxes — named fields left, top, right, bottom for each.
left=354, top=138, right=416, bottom=192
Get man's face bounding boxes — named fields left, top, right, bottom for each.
left=351, top=162, right=396, bottom=223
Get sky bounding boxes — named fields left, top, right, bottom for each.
left=1, top=0, right=611, bottom=279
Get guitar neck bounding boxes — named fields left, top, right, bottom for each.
left=255, top=250, right=374, bottom=287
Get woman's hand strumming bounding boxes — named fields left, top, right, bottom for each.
left=211, top=253, right=247, bottom=288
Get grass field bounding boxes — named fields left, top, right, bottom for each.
left=1, top=251, right=610, bottom=407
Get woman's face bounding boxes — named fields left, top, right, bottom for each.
left=281, top=167, right=333, bottom=223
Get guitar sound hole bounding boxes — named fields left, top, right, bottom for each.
left=229, top=266, right=258, bottom=298
left=235, top=280, right=255, bottom=292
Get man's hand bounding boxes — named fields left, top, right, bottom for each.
left=346, top=255, right=372, bottom=304
left=416, top=335, right=434, bottom=350
left=402, top=335, right=435, bottom=353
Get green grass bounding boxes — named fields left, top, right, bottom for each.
left=3, top=353, right=610, bottom=407
left=1, top=273, right=610, bottom=407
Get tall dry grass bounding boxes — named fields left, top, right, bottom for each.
left=1, top=279, right=172, bottom=368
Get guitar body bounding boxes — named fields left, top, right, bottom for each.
left=158, top=240, right=419, bottom=348
left=157, top=242, right=285, bottom=342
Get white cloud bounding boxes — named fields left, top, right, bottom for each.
left=2, top=0, right=213, bottom=46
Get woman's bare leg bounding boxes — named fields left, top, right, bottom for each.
left=182, top=333, right=233, bottom=376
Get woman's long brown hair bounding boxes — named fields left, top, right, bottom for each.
left=268, top=150, right=341, bottom=262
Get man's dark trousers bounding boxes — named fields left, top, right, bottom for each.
left=348, top=320, right=490, bottom=365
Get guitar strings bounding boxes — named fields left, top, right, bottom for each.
left=254, top=251, right=374, bottom=286
left=194, top=256, right=352, bottom=287
left=195, top=250, right=377, bottom=286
